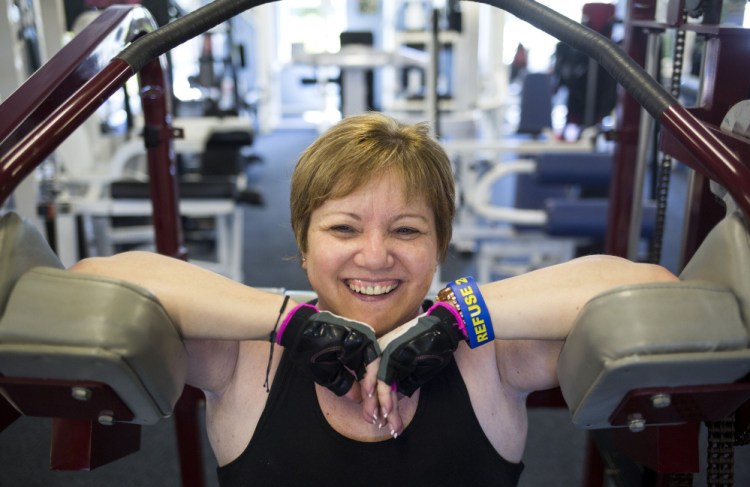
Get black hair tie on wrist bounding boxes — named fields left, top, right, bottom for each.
left=264, top=294, right=290, bottom=393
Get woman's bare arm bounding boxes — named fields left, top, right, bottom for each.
left=69, top=251, right=295, bottom=394
left=481, top=255, right=678, bottom=392
left=70, top=251, right=292, bottom=340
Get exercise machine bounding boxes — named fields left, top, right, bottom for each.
left=0, top=1, right=748, bottom=486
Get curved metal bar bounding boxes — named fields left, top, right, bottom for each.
left=0, top=60, right=133, bottom=204
left=472, top=0, right=674, bottom=117
left=0, top=0, right=276, bottom=207
left=0, top=7, right=156, bottom=154
left=470, top=0, right=750, bottom=221
left=117, top=0, right=275, bottom=72
left=0, top=6, right=137, bottom=146
left=661, top=104, right=750, bottom=213
left=3, top=0, right=748, bottom=221
left=0, top=6, right=157, bottom=205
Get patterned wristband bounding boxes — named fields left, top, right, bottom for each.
left=440, top=277, right=494, bottom=348
left=436, top=286, right=462, bottom=321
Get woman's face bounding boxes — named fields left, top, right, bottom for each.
left=304, top=171, right=439, bottom=335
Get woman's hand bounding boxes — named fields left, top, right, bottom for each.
left=275, top=303, right=403, bottom=437
left=377, top=302, right=466, bottom=396
left=277, top=302, right=466, bottom=439
left=370, top=302, right=468, bottom=437
left=276, top=303, right=381, bottom=397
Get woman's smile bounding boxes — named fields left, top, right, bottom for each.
left=345, top=279, right=399, bottom=297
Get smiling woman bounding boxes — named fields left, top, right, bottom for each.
left=69, top=112, right=677, bottom=487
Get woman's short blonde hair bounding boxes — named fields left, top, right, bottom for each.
left=290, top=112, right=455, bottom=261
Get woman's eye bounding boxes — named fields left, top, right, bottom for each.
left=394, top=227, right=420, bottom=237
left=330, top=225, right=355, bottom=234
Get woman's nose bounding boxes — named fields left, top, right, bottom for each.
left=353, top=233, right=394, bottom=269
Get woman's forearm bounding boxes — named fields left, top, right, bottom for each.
left=479, top=254, right=678, bottom=341
left=68, top=251, right=294, bottom=341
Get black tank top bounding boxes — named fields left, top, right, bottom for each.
left=217, top=350, right=524, bottom=487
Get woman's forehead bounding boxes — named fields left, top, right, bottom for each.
left=326, top=182, right=426, bottom=215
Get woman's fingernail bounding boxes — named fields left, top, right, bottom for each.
left=381, top=408, right=388, bottom=419
left=378, top=422, right=385, bottom=429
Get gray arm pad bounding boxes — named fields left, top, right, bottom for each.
left=0, top=267, right=187, bottom=424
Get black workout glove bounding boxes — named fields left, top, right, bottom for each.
left=377, top=302, right=468, bottom=397
left=276, top=303, right=381, bottom=396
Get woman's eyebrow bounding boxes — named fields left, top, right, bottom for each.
left=317, top=211, right=429, bottom=222
left=396, top=213, right=428, bottom=220
left=393, top=213, right=430, bottom=222
left=319, top=211, right=361, bottom=221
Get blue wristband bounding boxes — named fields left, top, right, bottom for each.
left=447, top=277, right=495, bottom=348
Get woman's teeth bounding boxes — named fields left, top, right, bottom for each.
left=349, top=283, right=397, bottom=296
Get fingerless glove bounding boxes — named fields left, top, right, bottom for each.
left=376, top=302, right=467, bottom=396
left=277, top=304, right=381, bottom=396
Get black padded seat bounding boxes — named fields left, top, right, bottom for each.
left=110, top=177, right=237, bottom=200
left=201, top=130, right=253, bottom=177
left=534, top=152, right=612, bottom=188
left=544, top=198, right=656, bottom=238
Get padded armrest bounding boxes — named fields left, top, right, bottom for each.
left=0, top=212, right=63, bottom=314
left=0, top=267, right=187, bottom=425
left=558, top=281, right=750, bottom=429
left=681, top=209, right=750, bottom=327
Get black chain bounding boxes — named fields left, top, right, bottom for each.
left=706, top=415, right=736, bottom=486
left=735, top=416, right=750, bottom=446
left=647, top=11, right=742, bottom=487
left=667, top=473, right=694, bottom=487
left=648, top=13, right=687, bottom=264
left=732, top=379, right=750, bottom=446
